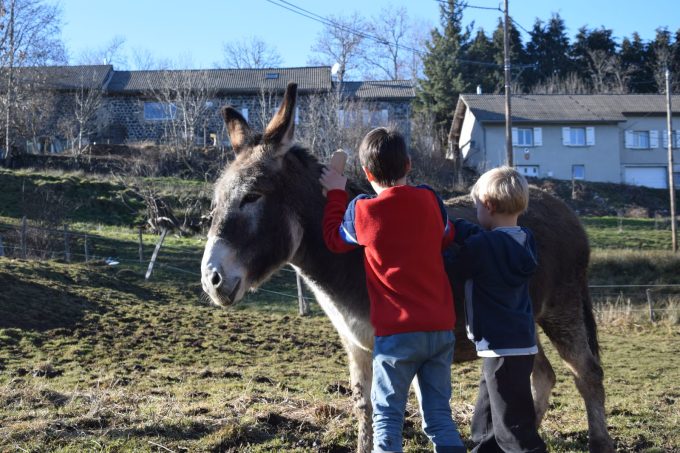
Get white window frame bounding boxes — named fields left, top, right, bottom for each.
left=516, top=128, right=534, bottom=146
left=572, top=164, right=585, bottom=180
left=569, top=127, right=586, bottom=146
left=144, top=102, right=177, bottom=121
left=632, top=130, right=651, bottom=149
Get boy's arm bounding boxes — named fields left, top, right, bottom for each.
left=453, top=218, right=483, bottom=245
left=415, top=184, right=455, bottom=250
left=322, top=190, right=362, bottom=253
left=448, top=234, right=483, bottom=279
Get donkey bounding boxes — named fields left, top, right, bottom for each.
left=201, top=83, right=615, bottom=453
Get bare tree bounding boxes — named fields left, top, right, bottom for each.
left=0, top=0, right=66, bottom=161
left=362, top=6, right=412, bottom=81
left=72, top=74, right=105, bottom=153
left=130, top=47, right=171, bottom=71
left=220, top=36, right=282, bottom=69
left=308, top=12, right=366, bottom=82
left=77, top=35, right=127, bottom=67
left=146, top=70, right=216, bottom=163
left=530, top=72, right=592, bottom=94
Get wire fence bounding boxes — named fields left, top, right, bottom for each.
left=1, top=218, right=679, bottom=322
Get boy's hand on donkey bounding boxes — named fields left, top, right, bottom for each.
left=320, top=167, right=347, bottom=194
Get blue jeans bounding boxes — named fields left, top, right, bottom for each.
left=371, top=330, right=466, bottom=453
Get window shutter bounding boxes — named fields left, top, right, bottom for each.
left=650, top=130, right=659, bottom=148
left=663, top=129, right=669, bottom=148
left=512, top=127, right=519, bottom=146
left=533, top=127, right=543, bottom=146
left=625, top=130, right=634, bottom=148
left=586, top=127, right=595, bottom=146
left=675, top=130, right=680, bottom=148
left=241, top=107, right=248, bottom=122
left=562, top=127, right=571, bottom=146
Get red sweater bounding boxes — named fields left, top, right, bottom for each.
left=322, top=185, right=456, bottom=336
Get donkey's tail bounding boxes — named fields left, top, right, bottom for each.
left=582, top=280, right=601, bottom=360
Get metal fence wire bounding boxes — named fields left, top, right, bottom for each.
left=1, top=218, right=679, bottom=320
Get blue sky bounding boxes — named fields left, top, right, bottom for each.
left=59, top=0, right=679, bottom=69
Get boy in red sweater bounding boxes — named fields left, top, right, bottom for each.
left=320, top=127, right=466, bottom=453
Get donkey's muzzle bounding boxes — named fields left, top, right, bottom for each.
left=202, top=266, right=242, bottom=306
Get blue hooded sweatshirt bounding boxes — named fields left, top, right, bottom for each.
left=449, top=219, right=539, bottom=357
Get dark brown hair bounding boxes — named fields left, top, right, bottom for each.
left=358, top=127, right=410, bottom=186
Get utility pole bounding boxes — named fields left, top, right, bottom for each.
left=503, top=0, right=513, bottom=166
left=665, top=68, right=677, bottom=252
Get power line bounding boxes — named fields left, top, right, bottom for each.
left=263, top=0, right=506, bottom=68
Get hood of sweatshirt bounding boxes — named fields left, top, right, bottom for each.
left=487, top=227, right=538, bottom=287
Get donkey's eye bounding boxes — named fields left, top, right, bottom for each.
left=240, top=193, right=262, bottom=208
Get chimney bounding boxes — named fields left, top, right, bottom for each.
left=476, top=85, right=483, bottom=95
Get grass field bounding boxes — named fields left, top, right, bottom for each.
left=1, top=259, right=678, bottom=452
left=1, top=168, right=680, bottom=452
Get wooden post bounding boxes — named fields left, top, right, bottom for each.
left=138, top=226, right=144, bottom=263
left=145, top=228, right=168, bottom=280
left=296, top=270, right=309, bottom=316
left=84, top=234, right=89, bottom=262
left=63, top=224, right=70, bottom=262
left=646, top=288, right=655, bottom=323
left=665, top=68, right=677, bottom=252
left=0, top=234, right=4, bottom=257
left=20, top=216, right=26, bottom=259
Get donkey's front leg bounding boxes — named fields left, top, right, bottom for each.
left=343, top=338, right=374, bottom=453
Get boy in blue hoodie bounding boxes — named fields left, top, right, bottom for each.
left=450, top=166, right=546, bottom=453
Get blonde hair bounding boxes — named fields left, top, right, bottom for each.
left=470, top=166, right=529, bottom=214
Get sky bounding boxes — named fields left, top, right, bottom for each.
left=58, top=0, right=680, bottom=70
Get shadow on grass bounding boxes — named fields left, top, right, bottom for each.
left=0, top=273, right=101, bottom=331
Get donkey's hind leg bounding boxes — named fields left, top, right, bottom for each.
left=540, top=312, right=615, bottom=453
left=342, top=337, right=374, bottom=453
left=531, top=335, right=556, bottom=426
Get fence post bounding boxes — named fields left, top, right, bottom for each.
left=646, top=288, right=655, bottom=323
left=20, top=216, right=27, bottom=259
left=84, top=234, right=89, bottom=262
left=63, top=224, right=71, bottom=263
left=296, top=269, right=309, bottom=316
left=145, top=228, right=168, bottom=280
left=0, top=234, right=4, bottom=257
left=138, top=226, right=144, bottom=263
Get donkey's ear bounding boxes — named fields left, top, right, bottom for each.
left=221, top=106, right=251, bottom=153
left=263, top=82, right=297, bottom=150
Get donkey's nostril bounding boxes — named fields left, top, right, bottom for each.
left=210, top=271, right=222, bottom=288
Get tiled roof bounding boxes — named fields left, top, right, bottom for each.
left=461, top=94, right=680, bottom=123
left=339, top=80, right=415, bottom=100
left=107, top=67, right=332, bottom=94
left=11, top=65, right=113, bottom=90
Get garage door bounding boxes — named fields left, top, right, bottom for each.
left=624, top=167, right=667, bottom=189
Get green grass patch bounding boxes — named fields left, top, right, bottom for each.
left=1, top=259, right=678, bottom=452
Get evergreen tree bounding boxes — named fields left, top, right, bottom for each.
left=621, top=33, right=654, bottom=93
left=525, top=14, right=573, bottom=86
left=491, top=18, right=527, bottom=91
left=571, top=26, right=619, bottom=92
left=414, top=0, right=471, bottom=148
left=465, top=29, right=496, bottom=93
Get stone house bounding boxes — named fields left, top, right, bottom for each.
left=449, top=94, right=680, bottom=188
left=11, top=65, right=415, bottom=153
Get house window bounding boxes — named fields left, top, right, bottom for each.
left=517, top=165, right=539, bottom=178
left=144, top=102, right=176, bottom=121
left=632, top=131, right=650, bottom=149
left=517, top=128, right=533, bottom=146
left=572, top=165, right=585, bottom=180
left=570, top=127, right=586, bottom=146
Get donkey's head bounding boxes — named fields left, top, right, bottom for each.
left=201, top=83, right=311, bottom=306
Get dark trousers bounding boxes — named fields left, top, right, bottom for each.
left=471, top=355, right=547, bottom=453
